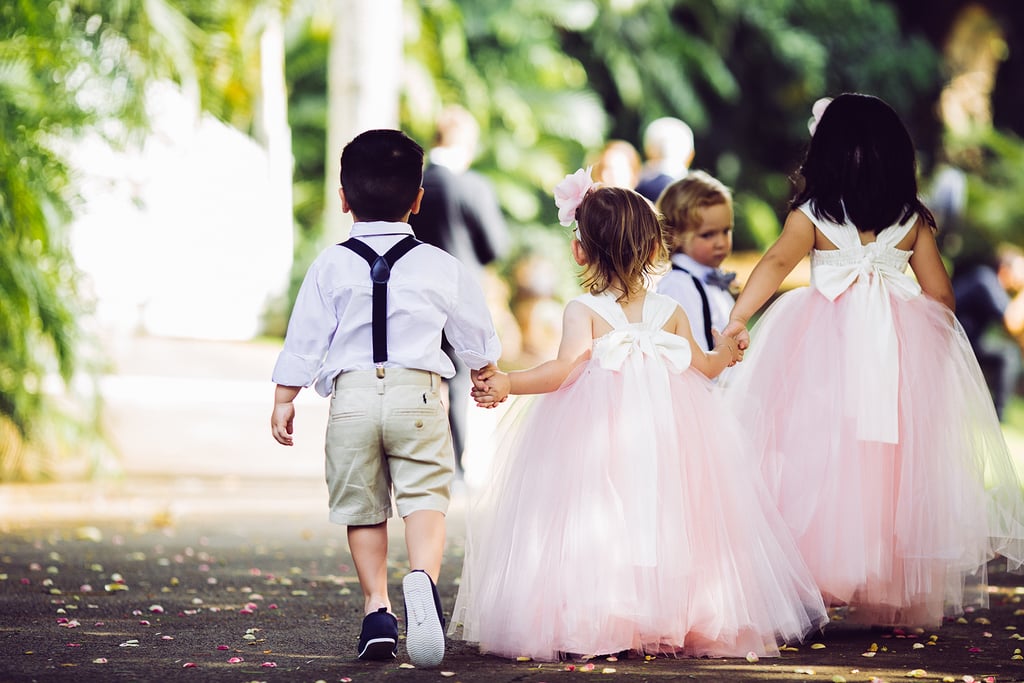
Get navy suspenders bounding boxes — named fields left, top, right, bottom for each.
left=671, top=264, right=714, bottom=350
left=339, top=235, right=422, bottom=378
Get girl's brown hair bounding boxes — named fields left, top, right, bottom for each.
left=575, top=186, right=668, bottom=302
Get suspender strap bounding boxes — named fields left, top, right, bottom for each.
left=340, top=235, right=422, bottom=377
left=672, top=264, right=714, bottom=350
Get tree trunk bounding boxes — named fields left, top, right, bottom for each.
left=256, top=7, right=295, bottom=306
left=323, top=0, right=404, bottom=240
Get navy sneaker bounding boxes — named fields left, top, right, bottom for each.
left=402, top=570, right=446, bottom=667
left=356, top=607, right=398, bottom=660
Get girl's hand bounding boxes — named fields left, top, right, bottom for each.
left=722, top=318, right=750, bottom=351
left=472, top=372, right=511, bottom=408
left=471, top=364, right=498, bottom=391
left=712, top=329, right=742, bottom=365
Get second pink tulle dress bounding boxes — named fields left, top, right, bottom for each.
left=723, top=203, right=1024, bottom=627
left=449, top=290, right=828, bottom=661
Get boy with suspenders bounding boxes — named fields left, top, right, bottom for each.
left=655, top=171, right=737, bottom=356
left=271, top=129, right=501, bottom=667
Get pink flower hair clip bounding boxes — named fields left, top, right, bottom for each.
left=554, top=166, right=597, bottom=227
left=807, top=97, right=833, bottom=136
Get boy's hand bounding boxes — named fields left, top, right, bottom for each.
left=471, top=363, right=498, bottom=391
left=472, top=371, right=510, bottom=408
left=271, top=401, right=296, bottom=445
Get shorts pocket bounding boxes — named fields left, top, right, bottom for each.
left=329, top=388, right=373, bottom=421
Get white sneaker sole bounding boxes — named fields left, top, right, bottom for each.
left=358, top=636, right=396, bottom=660
left=403, top=572, right=445, bottom=667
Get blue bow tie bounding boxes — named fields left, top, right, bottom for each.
left=705, top=269, right=736, bottom=290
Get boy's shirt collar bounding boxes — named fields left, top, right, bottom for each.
left=349, top=221, right=414, bottom=238
left=671, top=252, right=711, bottom=277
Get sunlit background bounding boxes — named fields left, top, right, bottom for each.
left=2, top=0, right=1024, bottom=490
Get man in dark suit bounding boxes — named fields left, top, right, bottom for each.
left=953, top=245, right=1024, bottom=421
left=410, top=105, right=509, bottom=475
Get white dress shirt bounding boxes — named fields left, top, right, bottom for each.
left=655, top=253, right=735, bottom=353
left=272, top=221, right=501, bottom=396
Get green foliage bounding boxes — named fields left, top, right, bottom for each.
left=953, top=129, right=1024, bottom=257
left=0, top=1, right=124, bottom=477
left=700, top=0, right=942, bottom=248
left=396, top=0, right=944, bottom=256
left=1, top=2, right=101, bottom=443
left=0, top=0, right=275, bottom=479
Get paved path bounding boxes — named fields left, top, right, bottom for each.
left=1, top=335, right=1023, bottom=682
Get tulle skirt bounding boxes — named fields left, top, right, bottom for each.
left=722, top=287, right=1024, bottom=627
left=449, top=360, right=828, bottom=661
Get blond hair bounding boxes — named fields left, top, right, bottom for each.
left=656, top=170, right=733, bottom=253
left=575, top=186, right=667, bottom=302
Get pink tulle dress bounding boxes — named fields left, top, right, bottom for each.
left=722, top=203, right=1024, bottom=627
left=449, top=290, right=828, bottom=661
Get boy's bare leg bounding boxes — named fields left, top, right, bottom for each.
left=348, top=522, right=391, bottom=614
left=403, top=510, right=445, bottom=581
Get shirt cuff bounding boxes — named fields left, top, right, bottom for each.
left=454, top=333, right=502, bottom=371
left=271, top=351, right=322, bottom=387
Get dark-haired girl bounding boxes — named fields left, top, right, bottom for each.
left=723, top=93, right=1024, bottom=628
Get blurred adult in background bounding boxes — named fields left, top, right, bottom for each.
left=591, top=139, right=641, bottom=189
left=953, top=244, right=1024, bottom=421
left=409, top=105, right=510, bottom=476
left=635, top=117, right=694, bottom=202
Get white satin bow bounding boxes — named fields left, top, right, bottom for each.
left=592, top=326, right=692, bottom=565
left=595, top=328, right=692, bottom=373
left=813, top=244, right=920, bottom=443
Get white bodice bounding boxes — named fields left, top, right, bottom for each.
left=800, top=202, right=922, bottom=443
left=577, top=291, right=692, bottom=373
left=806, top=203, right=918, bottom=301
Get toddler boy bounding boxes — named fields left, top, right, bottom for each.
left=271, top=129, right=501, bottom=667
left=655, top=170, right=737, bottom=354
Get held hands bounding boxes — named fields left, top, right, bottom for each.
left=711, top=329, right=743, bottom=366
left=471, top=364, right=510, bottom=409
left=722, top=317, right=750, bottom=351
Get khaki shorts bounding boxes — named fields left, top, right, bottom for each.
left=324, top=368, right=454, bottom=526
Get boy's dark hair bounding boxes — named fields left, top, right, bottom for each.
left=340, top=129, right=424, bottom=222
left=793, top=92, right=935, bottom=235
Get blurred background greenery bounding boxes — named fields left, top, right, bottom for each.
left=2, top=0, right=1023, bottom=480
